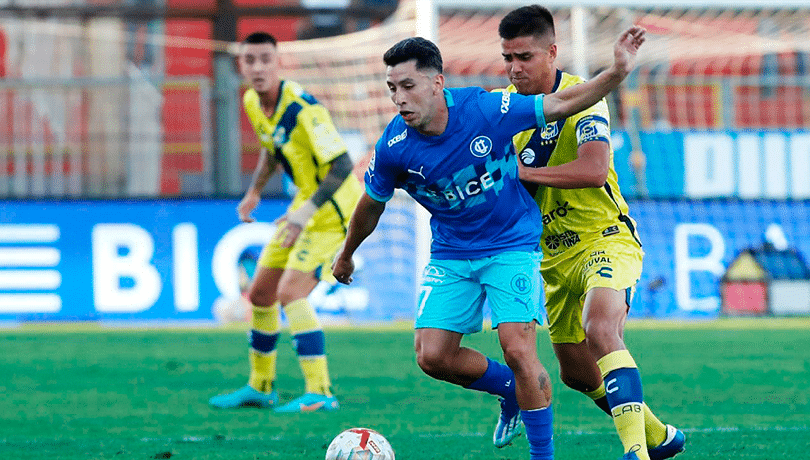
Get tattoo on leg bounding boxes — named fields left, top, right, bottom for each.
left=537, top=372, right=550, bottom=392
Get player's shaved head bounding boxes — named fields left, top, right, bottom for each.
left=383, top=37, right=443, bottom=75
left=498, top=5, right=555, bottom=42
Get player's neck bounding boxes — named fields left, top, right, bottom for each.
left=257, top=82, right=281, bottom=117
left=417, top=104, right=449, bottom=137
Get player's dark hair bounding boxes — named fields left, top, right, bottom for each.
left=383, top=37, right=443, bottom=74
left=498, top=5, right=555, bottom=41
left=243, top=31, right=277, bottom=46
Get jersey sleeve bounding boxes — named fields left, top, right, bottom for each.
left=571, top=99, right=611, bottom=147
left=298, top=104, right=349, bottom=164
left=364, top=139, right=399, bottom=203
left=479, top=89, right=546, bottom=134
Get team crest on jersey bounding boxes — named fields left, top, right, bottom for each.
left=369, top=151, right=376, bottom=171
left=539, top=121, right=560, bottom=140
left=470, top=136, right=493, bottom=157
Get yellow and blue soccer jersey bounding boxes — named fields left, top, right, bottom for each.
left=509, top=70, right=641, bottom=259
left=243, top=81, right=361, bottom=231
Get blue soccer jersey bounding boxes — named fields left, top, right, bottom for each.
left=366, top=87, right=547, bottom=259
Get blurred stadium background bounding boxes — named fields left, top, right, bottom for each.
left=2, top=1, right=810, bottom=459
left=2, top=0, right=810, bottom=323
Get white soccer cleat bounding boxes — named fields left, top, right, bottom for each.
left=493, top=397, right=523, bottom=448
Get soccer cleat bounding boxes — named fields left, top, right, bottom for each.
left=208, top=385, right=278, bottom=409
left=273, top=393, right=340, bottom=413
left=648, top=424, right=686, bottom=460
left=620, top=453, right=640, bottom=460
left=493, top=397, right=523, bottom=448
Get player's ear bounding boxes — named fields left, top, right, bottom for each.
left=433, top=73, right=445, bottom=95
left=548, top=43, right=557, bottom=60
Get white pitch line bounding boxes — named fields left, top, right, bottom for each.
left=4, top=425, right=807, bottom=446
left=131, top=425, right=809, bottom=444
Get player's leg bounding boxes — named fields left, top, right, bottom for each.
left=553, top=341, right=611, bottom=415
left=484, top=251, right=552, bottom=459
left=414, top=259, right=505, bottom=387
left=543, top=263, right=613, bottom=416
left=414, top=259, right=521, bottom=445
left=208, top=261, right=283, bottom=409
left=497, top=322, right=553, bottom=460
left=274, top=229, right=344, bottom=412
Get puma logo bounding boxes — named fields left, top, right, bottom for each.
left=408, top=166, right=426, bottom=180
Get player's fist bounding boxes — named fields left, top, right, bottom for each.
left=332, top=251, right=354, bottom=285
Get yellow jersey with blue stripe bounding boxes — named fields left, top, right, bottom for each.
left=509, top=70, right=641, bottom=259
left=243, top=81, right=361, bottom=231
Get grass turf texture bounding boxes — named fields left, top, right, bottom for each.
left=1, top=319, right=809, bottom=459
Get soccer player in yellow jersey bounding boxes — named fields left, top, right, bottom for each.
left=498, top=6, right=685, bottom=460
left=209, top=31, right=361, bottom=412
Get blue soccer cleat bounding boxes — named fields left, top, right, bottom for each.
left=649, top=424, right=686, bottom=460
left=493, top=397, right=523, bottom=448
left=209, top=385, right=278, bottom=409
left=620, top=453, right=640, bottom=460
left=273, top=393, right=340, bottom=413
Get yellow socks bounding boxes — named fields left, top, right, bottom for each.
left=248, top=303, right=280, bottom=392
left=597, top=350, right=648, bottom=460
left=285, top=298, right=332, bottom=397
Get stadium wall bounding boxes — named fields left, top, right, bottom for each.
left=1, top=197, right=808, bottom=323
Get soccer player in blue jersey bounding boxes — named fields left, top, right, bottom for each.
left=209, top=31, right=362, bottom=412
left=332, top=28, right=645, bottom=459
left=498, top=7, right=684, bottom=460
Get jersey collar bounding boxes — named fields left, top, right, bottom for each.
left=551, top=69, right=563, bottom=93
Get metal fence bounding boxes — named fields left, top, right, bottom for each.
left=0, top=76, right=213, bottom=198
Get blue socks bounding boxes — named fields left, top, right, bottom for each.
left=522, top=405, right=554, bottom=460
left=465, top=358, right=515, bottom=399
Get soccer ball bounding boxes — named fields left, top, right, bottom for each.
left=211, top=295, right=250, bottom=324
left=325, top=427, right=395, bottom=460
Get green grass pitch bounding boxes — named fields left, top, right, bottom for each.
left=1, top=319, right=809, bottom=459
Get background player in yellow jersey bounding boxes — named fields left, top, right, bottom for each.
left=498, top=6, right=685, bottom=460
left=209, top=31, right=361, bottom=412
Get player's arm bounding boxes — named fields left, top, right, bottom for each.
left=542, top=26, right=644, bottom=123
left=332, top=192, right=386, bottom=284
left=283, top=152, right=353, bottom=238
left=238, top=147, right=279, bottom=223
left=519, top=141, right=609, bottom=188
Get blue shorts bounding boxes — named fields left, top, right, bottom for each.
left=414, top=251, right=544, bottom=333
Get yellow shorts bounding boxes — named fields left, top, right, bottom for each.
left=541, top=236, right=643, bottom=344
left=257, top=220, right=346, bottom=282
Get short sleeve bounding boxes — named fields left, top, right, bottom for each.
left=364, top=141, right=398, bottom=203
left=571, top=99, right=610, bottom=147
left=478, top=90, right=546, bottom=134
left=299, top=105, right=348, bottom=164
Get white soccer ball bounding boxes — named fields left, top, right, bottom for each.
left=325, top=427, right=395, bottom=460
left=211, top=295, right=250, bottom=324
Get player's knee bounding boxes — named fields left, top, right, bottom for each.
left=415, top=347, right=451, bottom=377
left=501, top=343, right=537, bottom=377
left=247, top=286, right=273, bottom=307
left=583, top=317, right=620, bottom=345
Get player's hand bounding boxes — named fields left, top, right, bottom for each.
left=612, top=26, right=646, bottom=77
left=237, top=191, right=261, bottom=223
left=278, top=220, right=303, bottom=248
left=332, top=251, right=354, bottom=285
